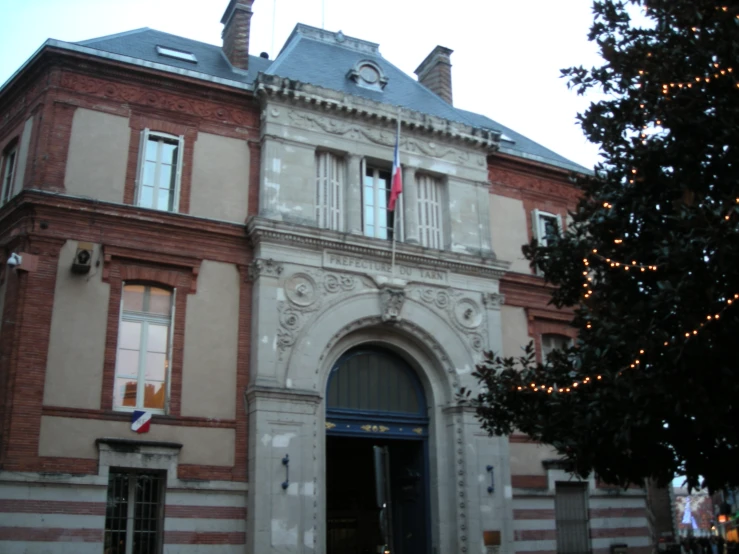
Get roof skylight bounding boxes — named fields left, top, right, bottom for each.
left=156, top=46, right=197, bottom=63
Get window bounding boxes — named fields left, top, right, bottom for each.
left=104, top=469, right=165, bottom=554
left=555, top=482, right=590, bottom=554
left=136, top=131, right=183, bottom=212
left=532, top=209, right=562, bottom=247
left=156, top=45, right=197, bottom=63
left=1, top=144, right=17, bottom=204
left=316, top=151, right=344, bottom=231
left=347, top=60, right=388, bottom=91
left=416, top=173, right=443, bottom=249
left=114, top=284, right=173, bottom=413
left=363, top=165, right=402, bottom=241
left=541, top=334, right=572, bottom=362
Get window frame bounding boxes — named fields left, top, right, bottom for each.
left=104, top=468, right=166, bottom=554
left=541, top=333, right=573, bottom=364
left=315, top=150, right=345, bottom=231
left=554, top=481, right=591, bottom=554
left=1, top=142, right=18, bottom=205
left=362, top=159, right=403, bottom=242
left=532, top=209, right=562, bottom=248
left=113, top=283, right=176, bottom=414
left=135, top=130, right=184, bottom=213
left=416, top=172, right=444, bottom=249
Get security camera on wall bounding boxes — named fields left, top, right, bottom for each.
left=6, top=253, right=22, bottom=268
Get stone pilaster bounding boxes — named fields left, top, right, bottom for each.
left=346, top=154, right=363, bottom=235
left=402, top=165, right=419, bottom=244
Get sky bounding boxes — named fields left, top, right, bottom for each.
left=0, top=0, right=605, bottom=169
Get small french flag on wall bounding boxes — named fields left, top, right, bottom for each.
left=131, top=410, right=152, bottom=434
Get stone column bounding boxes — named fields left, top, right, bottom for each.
left=402, top=165, right=419, bottom=244
left=346, top=154, right=363, bottom=235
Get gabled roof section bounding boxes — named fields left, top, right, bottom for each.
left=266, top=24, right=590, bottom=174
left=77, top=28, right=272, bottom=85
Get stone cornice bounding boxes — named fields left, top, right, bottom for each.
left=254, top=73, right=501, bottom=151
left=246, top=217, right=510, bottom=280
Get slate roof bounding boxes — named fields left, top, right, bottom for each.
left=75, top=25, right=588, bottom=174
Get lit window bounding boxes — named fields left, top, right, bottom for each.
left=555, top=482, right=590, bottom=554
left=136, top=131, right=183, bottom=212
left=363, top=165, right=402, bottom=241
left=416, top=173, right=443, bottom=249
left=1, top=144, right=17, bottom=204
left=541, top=333, right=572, bottom=362
left=316, top=151, right=344, bottom=231
left=114, top=284, right=173, bottom=413
left=104, top=470, right=165, bottom=554
left=156, top=45, right=197, bottom=63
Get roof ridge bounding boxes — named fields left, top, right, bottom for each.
left=78, top=27, right=223, bottom=51
left=76, top=27, right=153, bottom=46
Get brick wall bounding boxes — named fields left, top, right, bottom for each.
left=0, top=52, right=260, bottom=482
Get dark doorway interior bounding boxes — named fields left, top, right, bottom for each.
left=326, top=435, right=428, bottom=554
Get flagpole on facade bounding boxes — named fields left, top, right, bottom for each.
left=391, top=205, right=398, bottom=276
left=390, top=110, right=401, bottom=277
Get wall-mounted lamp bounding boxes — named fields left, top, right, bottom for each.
left=281, top=454, right=290, bottom=490
left=487, top=465, right=495, bottom=494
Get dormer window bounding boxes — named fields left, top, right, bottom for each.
left=156, top=46, right=197, bottom=63
left=347, top=60, right=388, bottom=91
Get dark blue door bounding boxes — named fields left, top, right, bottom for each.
left=326, top=348, right=431, bottom=554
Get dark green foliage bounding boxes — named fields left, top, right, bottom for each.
left=462, top=0, right=739, bottom=492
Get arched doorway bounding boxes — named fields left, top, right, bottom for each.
left=325, top=347, right=430, bottom=554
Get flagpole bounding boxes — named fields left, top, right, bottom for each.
left=390, top=110, right=401, bottom=277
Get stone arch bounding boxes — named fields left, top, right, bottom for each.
left=282, top=291, right=475, bottom=406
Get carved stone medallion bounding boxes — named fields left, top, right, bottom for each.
left=453, top=298, right=483, bottom=329
left=285, top=273, right=318, bottom=307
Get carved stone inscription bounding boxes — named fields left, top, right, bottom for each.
left=323, top=252, right=448, bottom=283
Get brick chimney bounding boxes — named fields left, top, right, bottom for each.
left=221, top=0, right=254, bottom=70
left=414, top=46, right=454, bottom=105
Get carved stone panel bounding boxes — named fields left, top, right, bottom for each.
left=381, top=288, right=406, bottom=324
left=416, top=286, right=489, bottom=354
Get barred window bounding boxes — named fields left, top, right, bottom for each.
left=104, top=470, right=165, bottom=554
left=316, top=151, right=344, bottom=231
left=416, top=173, right=443, bottom=249
left=555, top=482, right=590, bottom=554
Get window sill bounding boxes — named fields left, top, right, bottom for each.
left=41, top=405, right=237, bottom=429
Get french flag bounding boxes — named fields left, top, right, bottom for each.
left=131, top=410, right=151, bottom=434
left=388, top=125, right=402, bottom=211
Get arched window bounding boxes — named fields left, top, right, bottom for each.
left=114, top=284, right=173, bottom=412
left=327, top=348, right=424, bottom=416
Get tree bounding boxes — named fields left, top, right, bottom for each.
left=463, top=0, right=739, bottom=492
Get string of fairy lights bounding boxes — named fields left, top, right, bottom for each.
left=520, top=195, right=739, bottom=395
left=515, top=7, right=739, bottom=394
